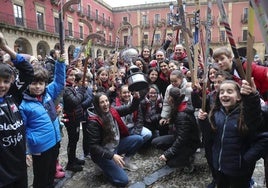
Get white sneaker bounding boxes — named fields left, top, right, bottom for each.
left=123, top=161, right=138, bottom=171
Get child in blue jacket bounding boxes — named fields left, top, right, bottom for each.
left=0, top=33, right=34, bottom=188
left=19, top=54, right=66, bottom=188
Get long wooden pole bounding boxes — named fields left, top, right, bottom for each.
left=201, top=0, right=212, bottom=112
left=193, top=0, right=200, bottom=84
left=177, top=0, right=195, bottom=84
left=246, top=1, right=254, bottom=83
left=216, top=0, right=245, bottom=80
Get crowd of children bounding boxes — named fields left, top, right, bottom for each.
left=1, top=31, right=268, bottom=188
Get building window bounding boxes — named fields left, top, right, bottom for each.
left=123, top=36, right=128, bottom=46
left=79, top=25, right=83, bottom=39
left=102, top=13, right=105, bottom=22
left=78, top=3, right=82, bottom=13
left=155, top=33, right=161, bottom=44
left=37, top=11, right=44, bottom=30
left=220, top=30, right=226, bottom=42
left=167, top=33, right=172, bottom=36
left=109, top=35, right=112, bottom=45
left=179, top=32, right=183, bottom=43
left=143, top=34, right=148, bottom=45
left=142, top=15, right=148, bottom=25
left=68, top=22, right=73, bottom=37
left=242, top=29, right=247, bottom=41
left=154, top=14, right=160, bottom=25
left=87, top=5, right=91, bottom=17
left=243, top=8, right=248, bottom=21
left=13, top=4, right=24, bottom=26
left=96, top=9, right=98, bottom=20
left=123, top=16, right=128, bottom=22
left=54, top=17, right=59, bottom=33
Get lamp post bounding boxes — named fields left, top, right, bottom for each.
left=169, top=2, right=182, bottom=44
left=59, top=1, right=64, bottom=54
left=169, top=2, right=178, bottom=26
left=59, top=0, right=80, bottom=54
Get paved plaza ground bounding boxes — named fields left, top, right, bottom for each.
left=27, top=126, right=266, bottom=188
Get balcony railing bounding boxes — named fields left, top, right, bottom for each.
left=241, top=15, right=248, bottom=24
left=200, top=16, right=215, bottom=26
left=153, top=21, right=162, bottom=28
left=75, top=6, right=115, bottom=29
left=0, top=12, right=55, bottom=33
left=86, top=12, right=96, bottom=21
left=210, top=37, right=228, bottom=44
left=0, top=12, right=119, bottom=48
left=95, top=17, right=101, bottom=24
left=238, top=36, right=245, bottom=42
left=140, top=20, right=150, bottom=29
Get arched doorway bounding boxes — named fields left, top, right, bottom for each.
left=103, top=50, right=108, bottom=60
left=14, top=37, right=32, bottom=54
left=37, top=41, right=50, bottom=59
left=68, top=45, right=76, bottom=63
left=96, top=49, right=102, bottom=57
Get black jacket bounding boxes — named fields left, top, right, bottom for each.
left=63, top=84, right=86, bottom=122
left=85, top=97, right=140, bottom=160
left=163, top=102, right=200, bottom=161
left=0, top=54, right=34, bottom=187
left=134, top=95, right=163, bottom=134
left=198, top=92, right=263, bottom=176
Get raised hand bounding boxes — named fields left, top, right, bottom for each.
left=240, top=78, right=256, bottom=95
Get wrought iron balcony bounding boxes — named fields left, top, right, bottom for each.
left=140, top=21, right=150, bottom=29
left=241, top=15, right=248, bottom=24
left=0, top=11, right=118, bottom=47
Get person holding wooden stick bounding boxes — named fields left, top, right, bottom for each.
left=0, top=32, right=34, bottom=188
left=212, top=47, right=268, bottom=101
left=191, top=70, right=233, bottom=188
left=198, top=79, right=263, bottom=188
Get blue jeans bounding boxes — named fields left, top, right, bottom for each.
left=93, top=135, right=143, bottom=187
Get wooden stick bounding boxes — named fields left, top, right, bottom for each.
left=246, top=1, right=254, bottom=83
left=82, top=39, right=92, bottom=86
left=201, top=0, right=212, bottom=112
left=216, top=0, right=245, bottom=80
left=193, top=0, right=200, bottom=85
left=177, top=0, right=195, bottom=84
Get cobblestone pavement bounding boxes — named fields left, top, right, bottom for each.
left=27, top=127, right=266, bottom=188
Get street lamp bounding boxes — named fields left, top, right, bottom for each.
left=169, top=2, right=174, bottom=14
left=169, top=2, right=180, bottom=27
left=59, top=0, right=80, bottom=54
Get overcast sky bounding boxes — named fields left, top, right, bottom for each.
left=103, top=0, right=171, bottom=7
